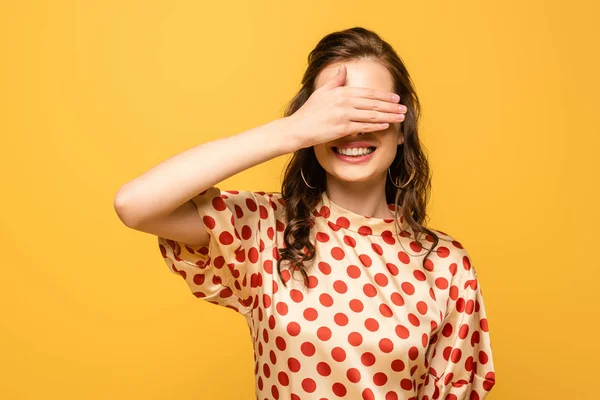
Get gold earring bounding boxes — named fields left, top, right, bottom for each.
left=301, top=167, right=316, bottom=189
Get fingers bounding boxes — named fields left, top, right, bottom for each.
left=341, top=86, right=401, bottom=104
left=346, top=121, right=391, bottom=134
left=348, top=97, right=407, bottom=115
left=348, top=108, right=406, bottom=124
left=324, top=64, right=347, bottom=90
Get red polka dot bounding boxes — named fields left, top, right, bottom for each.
left=347, top=367, right=361, bottom=383
left=359, top=254, right=372, bottom=267
left=358, top=225, right=373, bottom=236
left=397, top=251, right=410, bottom=264
left=408, top=346, right=419, bottom=360
left=290, top=289, right=303, bottom=303
left=400, top=378, right=413, bottom=391
left=331, top=247, right=345, bottom=260
left=391, top=359, right=405, bottom=372
left=219, top=231, right=234, bottom=245
left=381, top=230, right=395, bottom=244
left=401, top=282, right=415, bottom=295
left=317, top=362, right=331, bottom=376
left=335, top=216, right=350, bottom=228
left=463, top=255, right=472, bottom=270
left=302, top=378, right=316, bottom=393
left=343, top=235, right=356, bottom=247
left=347, top=265, right=361, bottom=279
left=409, top=241, right=423, bottom=252
left=361, top=352, right=376, bottom=366
left=304, top=307, right=318, bottom=321
left=276, top=336, right=287, bottom=351
left=276, top=301, right=288, bottom=315
left=385, top=392, right=399, bottom=400
left=348, top=332, right=363, bottom=346
left=365, top=318, right=379, bottom=331
left=371, top=243, right=383, bottom=256
left=288, top=357, right=301, bottom=372
left=331, top=347, right=346, bottom=362
left=479, top=350, right=489, bottom=364
left=332, top=382, right=347, bottom=397
left=408, top=313, right=421, bottom=327
left=317, top=326, right=332, bottom=341
left=390, top=292, right=405, bottom=306
left=436, top=246, right=450, bottom=257
left=316, top=231, right=330, bottom=242
left=379, top=338, right=394, bottom=353
left=386, top=263, right=399, bottom=275
left=395, top=325, right=410, bottom=339
left=278, top=371, right=289, bottom=386
left=374, top=273, right=389, bottom=286
left=373, top=372, right=388, bottom=386
left=318, top=261, right=332, bottom=275
left=350, top=299, right=364, bottom=312
left=363, top=283, right=377, bottom=297
left=379, top=303, right=393, bottom=317
left=334, top=280, right=348, bottom=294
left=287, top=322, right=301, bottom=336
left=334, top=313, right=349, bottom=326
left=301, top=342, right=316, bottom=357
left=319, top=293, right=334, bottom=307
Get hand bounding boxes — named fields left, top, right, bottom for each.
left=285, top=63, right=407, bottom=150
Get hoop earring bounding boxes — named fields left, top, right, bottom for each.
left=301, top=167, right=316, bottom=189
left=388, top=167, right=415, bottom=189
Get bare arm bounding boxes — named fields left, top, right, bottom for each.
left=113, top=116, right=299, bottom=245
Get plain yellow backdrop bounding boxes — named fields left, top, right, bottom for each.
left=1, top=0, right=598, bottom=399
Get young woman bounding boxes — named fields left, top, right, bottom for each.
left=115, top=27, right=496, bottom=399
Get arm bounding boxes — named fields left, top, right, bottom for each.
left=113, top=117, right=299, bottom=243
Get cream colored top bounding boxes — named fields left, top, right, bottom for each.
left=157, top=187, right=496, bottom=399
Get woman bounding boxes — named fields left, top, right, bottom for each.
left=115, top=27, right=496, bottom=399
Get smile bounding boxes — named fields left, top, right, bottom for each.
left=332, top=146, right=377, bottom=163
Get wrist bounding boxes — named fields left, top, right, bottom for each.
left=280, top=115, right=307, bottom=153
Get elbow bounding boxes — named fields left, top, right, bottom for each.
left=114, top=185, right=141, bottom=228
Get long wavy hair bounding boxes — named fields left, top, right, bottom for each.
left=276, top=27, right=441, bottom=289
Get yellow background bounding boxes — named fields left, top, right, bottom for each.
left=1, top=1, right=598, bottom=399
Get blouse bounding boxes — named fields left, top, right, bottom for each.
left=157, top=187, right=496, bottom=399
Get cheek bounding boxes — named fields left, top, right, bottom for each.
left=313, top=144, right=330, bottom=163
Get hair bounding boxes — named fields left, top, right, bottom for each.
left=276, top=26, right=441, bottom=289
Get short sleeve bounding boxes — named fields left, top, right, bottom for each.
left=157, top=187, right=275, bottom=315
left=417, top=266, right=496, bottom=399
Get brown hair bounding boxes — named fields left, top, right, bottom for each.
left=276, top=27, right=441, bottom=288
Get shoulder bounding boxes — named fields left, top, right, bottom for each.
left=426, top=227, right=479, bottom=289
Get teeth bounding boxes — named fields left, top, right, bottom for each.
left=334, top=147, right=375, bottom=156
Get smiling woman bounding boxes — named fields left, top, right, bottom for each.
left=115, top=26, right=496, bottom=400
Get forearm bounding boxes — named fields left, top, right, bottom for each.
left=114, top=117, right=298, bottom=227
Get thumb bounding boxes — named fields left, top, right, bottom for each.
left=323, top=64, right=346, bottom=90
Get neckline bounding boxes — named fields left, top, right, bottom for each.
left=312, top=191, right=405, bottom=237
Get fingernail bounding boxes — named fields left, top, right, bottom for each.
left=392, top=94, right=400, bottom=101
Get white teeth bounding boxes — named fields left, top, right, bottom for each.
left=334, top=147, right=375, bottom=156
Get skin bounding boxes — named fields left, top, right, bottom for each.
left=313, top=58, right=404, bottom=219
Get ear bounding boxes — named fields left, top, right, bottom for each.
left=397, top=124, right=404, bottom=145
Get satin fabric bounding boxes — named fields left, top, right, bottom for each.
left=158, top=187, right=496, bottom=399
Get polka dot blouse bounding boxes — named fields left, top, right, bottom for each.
left=158, top=187, right=496, bottom=399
